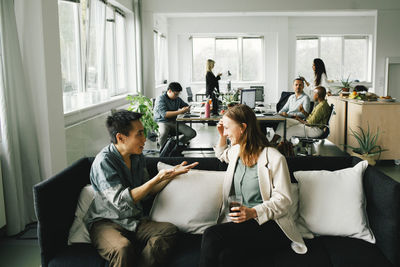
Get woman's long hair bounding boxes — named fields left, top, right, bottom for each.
left=206, top=59, right=215, bottom=72
left=313, top=58, right=327, bottom=86
left=224, top=104, right=270, bottom=166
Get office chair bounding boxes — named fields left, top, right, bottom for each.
left=293, top=104, right=335, bottom=156
left=276, top=91, right=295, bottom=113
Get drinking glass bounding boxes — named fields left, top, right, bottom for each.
left=228, top=195, right=242, bottom=215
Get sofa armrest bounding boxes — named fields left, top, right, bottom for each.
left=363, top=165, right=400, bottom=266
left=33, top=157, right=94, bottom=267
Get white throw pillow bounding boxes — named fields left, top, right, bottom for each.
left=293, top=160, right=375, bottom=243
left=150, top=162, right=225, bottom=234
left=68, top=185, right=94, bottom=244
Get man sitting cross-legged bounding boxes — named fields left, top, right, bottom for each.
left=84, top=110, right=198, bottom=267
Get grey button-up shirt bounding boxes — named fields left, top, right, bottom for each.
left=278, top=93, right=310, bottom=118
left=84, top=143, right=149, bottom=232
left=154, top=92, right=188, bottom=123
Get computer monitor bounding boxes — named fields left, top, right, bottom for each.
left=240, top=89, right=256, bottom=109
left=250, top=86, right=264, bottom=102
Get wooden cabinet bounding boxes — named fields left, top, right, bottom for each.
left=347, top=101, right=400, bottom=160
left=327, top=96, right=347, bottom=152
left=326, top=96, right=400, bottom=160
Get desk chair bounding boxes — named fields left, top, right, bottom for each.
left=276, top=91, right=294, bottom=113
left=293, top=104, right=335, bottom=156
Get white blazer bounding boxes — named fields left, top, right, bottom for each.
left=215, top=144, right=307, bottom=254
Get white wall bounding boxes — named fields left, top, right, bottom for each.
left=142, top=0, right=400, bottom=99
left=375, top=10, right=400, bottom=95
left=166, top=16, right=288, bottom=103
left=288, top=16, right=375, bottom=90
left=163, top=15, right=375, bottom=103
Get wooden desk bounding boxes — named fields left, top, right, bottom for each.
left=176, top=114, right=286, bottom=151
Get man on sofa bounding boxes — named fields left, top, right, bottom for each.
left=84, top=110, right=198, bottom=267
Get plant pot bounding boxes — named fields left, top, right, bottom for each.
left=350, top=151, right=379, bottom=166
left=342, top=87, right=350, bottom=92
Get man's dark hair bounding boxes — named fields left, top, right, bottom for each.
left=106, top=110, right=142, bottom=144
left=168, top=82, right=183, bottom=92
left=315, top=86, right=327, bottom=99
left=293, top=78, right=304, bottom=84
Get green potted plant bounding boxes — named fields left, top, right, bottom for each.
left=344, top=124, right=386, bottom=165
left=126, top=93, right=158, bottom=139
left=340, top=75, right=353, bottom=92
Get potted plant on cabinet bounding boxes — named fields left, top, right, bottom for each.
left=126, top=93, right=158, bottom=141
left=344, top=125, right=386, bottom=165
left=340, top=75, right=353, bottom=92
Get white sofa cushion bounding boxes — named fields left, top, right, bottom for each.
left=149, top=162, right=225, bottom=234
left=68, top=185, right=94, bottom=244
left=293, top=160, right=375, bottom=243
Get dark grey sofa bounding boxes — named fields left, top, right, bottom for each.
left=33, top=156, right=400, bottom=267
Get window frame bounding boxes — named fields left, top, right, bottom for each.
left=295, top=34, right=372, bottom=83
left=154, top=30, right=168, bottom=87
left=191, top=35, right=265, bottom=84
left=58, top=0, right=136, bottom=122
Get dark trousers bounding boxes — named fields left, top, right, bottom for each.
left=199, top=220, right=291, bottom=267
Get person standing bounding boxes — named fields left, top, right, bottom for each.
left=300, top=58, right=328, bottom=98
left=199, top=104, right=307, bottom=267
left=84, top=110, right=198, bottom=267
left=154, top=82, right=197, bottom=148
left=206, top=59, right=222, bottom=115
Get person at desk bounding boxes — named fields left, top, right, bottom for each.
left=279, top=78, right=311, bottom=119
left=154, top=82, right=197, bottom=148
left=206, top=59, right=222, bottom=116
left=300, top=58, right=328, bottom=97
left=271, top=86, right=330, bottom=143
left=199, top=104, right=307, bottom=267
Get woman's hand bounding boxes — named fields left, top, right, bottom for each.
left=229, top=206, right=257, bottom=223
left=217, top=119, right=224, bottom=136
left=158, top=161, right=199, bottom=182
left=298, top=104, right=304, bottom=113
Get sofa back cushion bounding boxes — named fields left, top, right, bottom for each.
left=149, top=162, right=225, bottom=234
left=68, top=185, right=94, bottom=244
left=294, top=160, right=375, bottom=243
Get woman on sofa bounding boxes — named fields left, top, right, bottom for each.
left=199, top=104, right=307, bottom=267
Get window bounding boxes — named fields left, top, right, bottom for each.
left=58, top=0, right=83, bottom=95
left=191, top=36, right=264, bottom=83
left=58, top=0, right=134, bottom=113
left=154, top=30, right=168, bottom=86
left=296, top=35, right=372, bottom=82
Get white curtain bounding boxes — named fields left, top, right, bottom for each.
left=0, top=0, right=42, bottom=235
